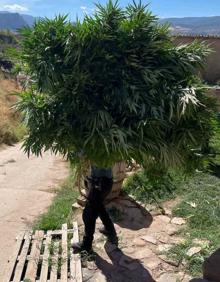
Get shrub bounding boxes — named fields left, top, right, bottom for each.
left=18, top=1, right=216, bottom=173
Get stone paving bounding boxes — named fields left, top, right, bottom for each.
left=75, top=196, right=193, bottom=282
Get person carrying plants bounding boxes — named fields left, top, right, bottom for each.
left=73, top=166, right=118, bottom=253
left=18, top=0, right=217, bottom=258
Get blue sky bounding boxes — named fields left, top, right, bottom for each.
left=0, top=0, right=220, bottom=19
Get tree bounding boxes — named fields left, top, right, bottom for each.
left=17, top=1, right=216, bottom=175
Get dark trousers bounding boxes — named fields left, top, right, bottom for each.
left=82, top=176, right=116, bottom=248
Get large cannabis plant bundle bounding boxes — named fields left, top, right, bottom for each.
left=18, top=1, right=216, bottom=172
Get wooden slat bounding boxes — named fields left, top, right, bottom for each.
left=70, top=222, right=82, bottom=282
left=50, top=241, right=59, bottom=282
left=3, top=231, right=25, bottom=282
left=5, top=223, right=82, bottom=282
left=50, top=229, right=74, bottom=236
left=61, top=224, right=68, bottom=282
left=25, top=230, right=44, bottom=281
left=39, top=231, right=52, bottom=282
left=26, top=254, right=43, bottom=260
left=12, top=231, right=32, bottom=282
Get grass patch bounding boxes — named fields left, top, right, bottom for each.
left=167, top=239, right=211, bottom=277
left=123, top=169, right=184, bottom=204
left=167, top=172, right=220, bottom=277
left=124, top=125, right=220, bottom=276
left=166, top=125, right=220, bottom=276
left=34, top=172, right=79, bottom=231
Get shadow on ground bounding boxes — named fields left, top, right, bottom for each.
left=106, top=195, right=153, bottom=230
left=94, top=242, right=155, bottom=282
left=209, top=162, right=220, bottom=178
left=79, top=194, right=190, bottom=281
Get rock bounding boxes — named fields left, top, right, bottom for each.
left=144, top=204, right=156, bottom=212
left=72, top=202, right=82, bottom=209
left=157, top=244, right=172, bottom=253
left=182, top=259, right=187, bottom=266
left=186, top=247, right=202, bottom=257
left=76, top=195, right=86, bottom=207
left=82, top=268, right=95, bottom=281
left=119, top=255, right=139, bottom=270
left=166, top=224, right=179, bottom=236
left=157, top=273, right=179, bottom=282
left=92, top=271, right=107, bottom=282
left=141, top=235, right=157, bottom=245
left=203, top=248, right=220, bottom=282
left=171, top=217, right=186, bottom=225
left=193, top=238, right=210, bottom=247
left=94, top=231, right=103, bottom=241
left=156, top=215, right=171, bottom=223
left=122, top=247, right=135, bottom=255
left=158, top=255, right=180, bottom=267
left=164, top=208, right=172, bottom=216
left=87, top=261, right=98, bottom=270
left=178, top=273, right=193, bottom=282
left=150, top=209, right=162, bottom=216
left=158, top=234, right=170, bottom=244
left=144, top=256, right=162, bottom=270
left=95, top=241, right=105, bottom=250
left=133, top=238, right=146, bottom=247
left=133, top=248, right=154, bottom=260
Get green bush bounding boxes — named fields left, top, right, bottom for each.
left=18, top=1, right=216, bottom=174
left=168, top=172, right=220, bottom=276
left=123, top=169, right=183, bottom=204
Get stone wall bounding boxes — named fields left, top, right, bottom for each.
left=174, top=36, right=220, bottom=84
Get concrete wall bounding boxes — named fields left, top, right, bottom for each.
left=174, top=36, right=220, bottom=84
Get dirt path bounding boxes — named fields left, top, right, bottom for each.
left=0, top=143, right=69, bottom=278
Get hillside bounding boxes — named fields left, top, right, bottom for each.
left=160, top=16, right=220, bottom=36
left=0, top=73, right=26, bottom=145
left=0, top=30, right=19, bottom=71
left=0, top=11, right=36, bottom=31
left=0, top=12, right=27, bottom=31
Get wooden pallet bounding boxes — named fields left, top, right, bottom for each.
left=4, top=222, right=82, bottom=282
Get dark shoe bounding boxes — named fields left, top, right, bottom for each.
left=72, top=242, right=93, bottom=254
left=99, top=227, right=118, bottom=246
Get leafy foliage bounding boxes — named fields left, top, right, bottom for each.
left=123, top=169, right=179, bottom=204
left=17, top=1, right=216, bottom=170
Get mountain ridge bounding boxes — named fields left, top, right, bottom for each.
left=160, top=16, right=220, bottom=35
left=0, top=11, right=36, bottom=31
left=0, top=11, right=220, bottom=36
